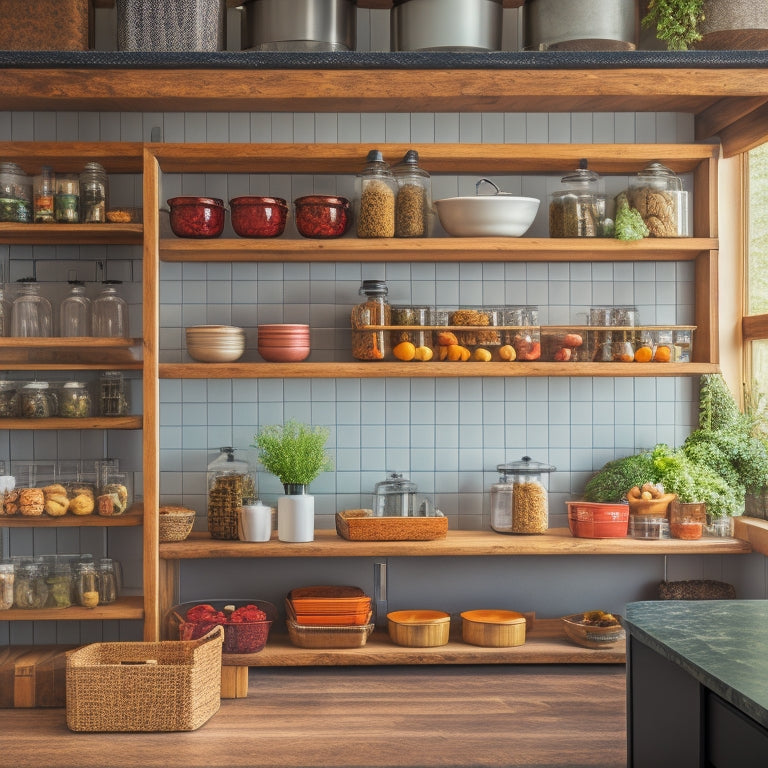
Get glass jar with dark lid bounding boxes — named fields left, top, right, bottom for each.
left=351, top=279, right=391, bottom=360
left=490, top=456, right=555, bottom=534
left=549, top=160, right=603, bottom=238
left=628, top=161, right=689, bottom=237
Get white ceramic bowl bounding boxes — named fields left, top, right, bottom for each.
left=433, top=195, right=540, bottom=237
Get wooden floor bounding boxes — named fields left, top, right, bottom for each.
left=0, top=664, right=628, bottom=768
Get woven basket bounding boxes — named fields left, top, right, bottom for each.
left=66, top=626, right=223, bottom=732
left=159, top=510, right=196, bottom=542
left=335, top=509, right=448, bottom=541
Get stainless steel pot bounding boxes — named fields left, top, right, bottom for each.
left=391, top=0, right=503, bottom=52
left=523, top=0, right=638, bottom=52
left=241, top=0, right=356, bottom=52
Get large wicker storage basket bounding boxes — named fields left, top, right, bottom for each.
left=66, top=626, right=223, bottom=732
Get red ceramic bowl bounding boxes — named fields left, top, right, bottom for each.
left=567, top=501, right=629, bottom=539
left=229, top=196, right=288, bottom=238
left=168, top=196, right=225, bottom=238
left=294, top=195, right=351, bottom=238
left=258, top=346, right=311, bottom=362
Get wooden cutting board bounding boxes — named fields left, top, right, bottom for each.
left=0, top=645, right=75, bottom=708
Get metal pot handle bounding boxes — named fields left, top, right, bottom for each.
left=476, top=178, right=501, bottom=196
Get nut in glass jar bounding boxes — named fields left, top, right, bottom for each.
left=58, top=381, right=92, bottom=418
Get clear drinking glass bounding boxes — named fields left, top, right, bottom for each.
left=92, top=281, right=128, bottom=338
left=11, top=281, right=52, bottom=337
left=59, top=281, right=92, bottom=337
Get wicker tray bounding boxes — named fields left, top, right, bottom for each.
left=66, top=626, right=223, bottom=732
left=335, top=509, right=448, bottom=541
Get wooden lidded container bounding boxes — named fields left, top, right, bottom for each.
left=460, top=610, right=527, bottom=647
left=0, top=0, right=94, bottom=50
left=387, top=610, right=450, bottom=647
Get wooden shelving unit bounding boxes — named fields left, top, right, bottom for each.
left=1, top=504, right=143, bottom=527
left=0, top=596, right=144, bottom=622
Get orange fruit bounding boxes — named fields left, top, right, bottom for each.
left=472, top=348, right=492, bottom=362
left=414, top=345, right=433, bottom=362
left=634, top=345, right=653, bottom=363
left=393, top=341, right=416, bottom=361
left=654, top=345, right=672, bottom=363
left=498, top=344, right=517, bottom=362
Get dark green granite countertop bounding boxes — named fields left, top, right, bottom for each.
left=625, top=600, right=768, bottom=729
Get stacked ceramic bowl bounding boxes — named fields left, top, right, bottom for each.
left=186, top=325, right=246, bottom=363
left=257, top=324, right=310, bottom=362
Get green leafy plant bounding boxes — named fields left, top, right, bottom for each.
left=641, top=0, right=706, bottom=51
left=614, top=192, right=649, bottom=241
left=252, top=420, right=334, bottom=488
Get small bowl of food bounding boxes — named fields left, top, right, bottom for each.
left=561, top=611, right=625, bottom=650
left=229, top=196, right=288, bottom=238
left=294, top=195, right=352, bottom=238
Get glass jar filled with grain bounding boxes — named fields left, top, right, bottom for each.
left=356, top=149, right=397, bottom=238
left=393, top=149, right=432, bottom=238
left=490, top=456, right=555, bottom=534
left=549, top=159, right=604, bottom=238
left=207, top=447, right=256, bottom=540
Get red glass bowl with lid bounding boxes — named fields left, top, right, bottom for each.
left=229, top=195, right=288, bottom=238
left=294, top=195, right=351, bottom=238
left=167, top=196, right=226, bottom=238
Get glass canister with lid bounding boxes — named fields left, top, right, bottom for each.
left=627, top=161, right=689, bottom=238
left=393, top=149, right=432, bottom=238
left=58, top=381, right=92, bottom=418
left=0, top=561, right=14, bottom=610
left=20, top=381, right=57, bottom=418
left=373, top=472, right=419, bottom=517
left=11, top=280, right=53, bottom=338
left=356, top=149, right=397, bottom=238
left=549, top=159, right=604, bottom=238
left=490, top=456, right=555, bottom=534
left=0, top=380, right=21, bottom=418
left=351, top=279, right=391, bottom=360
left=79, top=161, right=109, bottom=223
left=207, top=447, right=256, bottom=540
left=0, top=161, right=32, bottom=223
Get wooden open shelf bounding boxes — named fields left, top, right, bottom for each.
left=223, top=620, right=626, bottom=667
left=0, top=337, right=142, bottom=365
left=159, top=236, right=719, bottom=263
left=0, top=504, right=143, bottom=527
left=0, top=222, right=142, bottom=245
left=0, top=416, right=142, bottom=430
left=160, top=528, right=752, bottom=559
left=0, top=595, right=144, bottom=622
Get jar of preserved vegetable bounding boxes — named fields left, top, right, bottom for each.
left=75, top=561, right=99, bottom=608
left=80, top=162, right=109, bottom=224
left=33, top=165, right=55, bottom=223
left=393, top=149, right=432, bottom=238
left=54, top=173, right=80, bottom=223
left=0, top=161, right=32, bottom=223
left=0, top=561, right=14, bottom=610
left=628, top=161, right=689, bottom=238
left=351, top=279, right=391, bottom=360
left=207, top=447, right=256, bottom=540
left=46, top=564, right=73, bottom=609
left=549, top=160, right=604, bottom=238
left=58, top=381, right=92, bottom=418
left=0, top=380, right=20, bottom=418
left=356, top=149, right=397, bottom=238
left=490, top=456, right=555, bottom=534
left=20, top=381, right=56, bottom=418
left=13, top=562, right=48, bottom=608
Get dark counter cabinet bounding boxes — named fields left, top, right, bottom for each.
left=625, top=601, right=768, bottom=767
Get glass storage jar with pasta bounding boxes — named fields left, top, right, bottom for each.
left=490, top=456, right=555, bottom=534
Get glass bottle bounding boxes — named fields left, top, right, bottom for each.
left=80, top=161, right=109, bottom=224
left=97, top=558, right=118, bottom=605
left=0, top=283, right=11, bottom=337
left=13, top=563, right=48, bottom=608
left=54, top=173, right=80, bottom=223
left=11, top=280, right=53, bottom=337
left=33, top=165, right=55, bottom=223
left=92, top=281, right=128, bottom=338
left=356, top=149, right=397, bottom=238
left=99, top=370, right=129, bottom=416
left=75, top=561, right=99, bottom=608
left=394, top=149, right=432, bottom=238
left=351, top=279, right=391, bottom=360
left=207, top=447, right=256, bottom=541
left=0, top=561, right=14, bottom=610
left=46, top=563, right=73, bottom=609
left=549, top=160, right=603, bottom=237
left=60, top=281, right=92, bottom=337
left=490, top=457, right=555, bottom=534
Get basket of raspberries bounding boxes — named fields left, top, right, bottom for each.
left=177, top=601, right=274, bottom=654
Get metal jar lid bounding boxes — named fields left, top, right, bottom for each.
left=497, top=456, right=556, bottom=476
left=374, top=472, right=418, bottom=495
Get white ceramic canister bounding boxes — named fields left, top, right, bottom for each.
left=278, top=488, right=315, bottom=542
left=239, top=500, right=273, bottom=542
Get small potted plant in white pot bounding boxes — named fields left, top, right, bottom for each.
left=252, top=420, right=334, bottom=542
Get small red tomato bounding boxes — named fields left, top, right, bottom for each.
left=562, top=333, right=583, bottom=347
left=553, top=347, right=572, bottom=361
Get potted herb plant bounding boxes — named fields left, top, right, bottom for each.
left=252, top=420, right=334, bottom=542
left=642, top=1, right=768, bottom=51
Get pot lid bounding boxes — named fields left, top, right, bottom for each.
left=559, top=158, right=600, bottom=186
left=374, top=472, right=418, bottom=495
left=497, top=456, right=556, bottom=475
left=634, top=161, right=683, bottom=190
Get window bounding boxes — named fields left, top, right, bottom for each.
left=746, top=143, right=768, bottom=390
